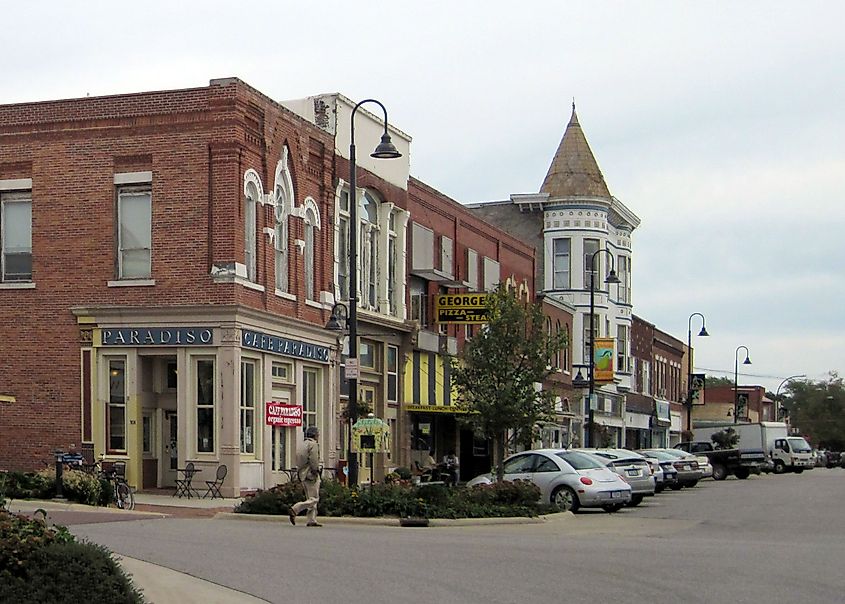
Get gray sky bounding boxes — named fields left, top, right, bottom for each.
left=3, top=1, right=842, bottom=392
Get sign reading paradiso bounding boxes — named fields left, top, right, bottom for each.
left=242, top=329, right=330, bottom=363
left=101, top=327, right=213, bottom=346
left=434, top=294, right=489, bottom=324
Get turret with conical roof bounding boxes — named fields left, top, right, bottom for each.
left=540, top=103, right=611, bottom=200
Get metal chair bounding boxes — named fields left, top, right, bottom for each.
left=174, top=462, right=197, bottom=498
left=203, top=464, right=227, bottom=499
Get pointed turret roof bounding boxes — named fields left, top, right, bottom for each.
left=540, top=104, right=611, bottom=199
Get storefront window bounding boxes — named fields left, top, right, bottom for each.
left=196, top=359, right=215, bottom=453
left=240, top=360, right=257, bottom=455
left=107, top=359, right=126, bottom=452
left=303, top=367, right=319, bottom=430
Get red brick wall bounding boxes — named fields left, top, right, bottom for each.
left=0, top=79, right=335, bottom=469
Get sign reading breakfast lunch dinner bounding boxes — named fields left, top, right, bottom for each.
left=434, top=294, right=489, bottom=324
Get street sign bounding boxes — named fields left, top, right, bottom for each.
left=345, top=358, right=359, bottom=379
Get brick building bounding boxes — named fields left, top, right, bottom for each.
left=0, top=80, right=540, bottom=491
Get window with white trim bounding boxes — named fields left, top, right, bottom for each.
left=305, top=206, right=318, bottom=300
left=1, top=190, right=32, bottom=282
left=274, top=185, right=289, bottom=293
left=388, top=212, right=398, bottom=315
left=337, top=189, right=350, bottom=303
left=240, top=360, right=258, bottom=455
left=302, top=367, right=319, bottom=430
left=387, top=345, right=398, bottom=404
left=244, top=182, right=258, bottom=282
left=583, top=238, right=599, bottom=289
left=617, top=325, right=629, bottom=373
left=617, top=255, right=630, bottom=303
left=107, top=359, right=126, bottom=452
left=552, top=238, right=570, bottom=289
left=583, top=313, right=598, bottom=364
left=361, top=191, right=379, bottom=309
left=196, top=358, right=215, bottom=453
left=117, top=187, right=151, bottom=279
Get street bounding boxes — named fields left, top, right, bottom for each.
left=73, top=469, right=845, bottom=604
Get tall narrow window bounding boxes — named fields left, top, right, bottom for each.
left=387, top=211, right=397, bottom=315
left=583, top=313, right=598, bottom=364
left=562, top=324, right=570, bottom=371
left=107, top=359, right=126, bottom=452
left=117, top=187, right=151, bottom=279
left=337, top=189, right=350, bottom=303
left=617, top=325, right=628, bottom=373
left=302, top=367, right=319, bottom=430
left=304, top=207, right=317, bottom=300
left=240, top=360, right=257, bottom=454
left=196, top=359, right=215, bottom=453
left=552, top=238, right=570, bottom=289
left=583, top=239, right=599, bottom=289
left=274, top=185, right=289, bottom=293
left=1, top=191, right=32, bottom=282
left=361, top=191, right=379, bottom=309
left=244, top=182, right=258, bottom=282
left=387, top=345, right=398, bottom=404
left=617, top=255, right=629, bottom=303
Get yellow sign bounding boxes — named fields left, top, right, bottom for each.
left=594, top=338, right=615, bottom=384
left=351, top=417, right=390, bottom=453
left=404, top=404, right=467, bottom=414
left=434, top=294, right=489, bottom=324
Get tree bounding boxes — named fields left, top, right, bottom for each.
left=705, top=376, right=734, bottom=388
left=711, top=427, right=739, bottom=449
left=785, top=373, right=845, bottom=450
left=451, top=285, right=568, bottom=482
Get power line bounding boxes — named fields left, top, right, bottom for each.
left=696, top=367, right=821, bottom=381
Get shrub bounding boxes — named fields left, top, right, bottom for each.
left=60, top=469, right=103, bottom=506
left=392, top=466, right=412, bottom=480
left=0, top=471, right=55, bottom=500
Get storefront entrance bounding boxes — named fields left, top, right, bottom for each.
left=138, top=354, right=178, bottom=490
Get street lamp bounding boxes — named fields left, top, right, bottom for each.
left=775, top=374, right=805, bottom=422
left=685, top=313, right=709, bottom=432
left=734, top=345, right=752, bottom=424
left=585, top=248, right=620, bottom=447
left=337, top=99, right=401, bottom=486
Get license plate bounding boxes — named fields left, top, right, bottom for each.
left=626, top=469, right=639, bottom=476
left=684, top=465, right=691, bottom=470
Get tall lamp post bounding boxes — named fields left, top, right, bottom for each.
left=734, top=345, right=752, bottom=424
left=327, top=99, right=401, bottom=487
left=583, top=248, right=620, bottom=447
left=685, top=313, right=709, bottom=432
left=775, top=374, right=805, bottom=422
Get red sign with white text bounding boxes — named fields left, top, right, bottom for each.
left=265, top=402, right=303, bottom=427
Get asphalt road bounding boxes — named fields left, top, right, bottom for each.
left=73, top=468, right=845, bottom=604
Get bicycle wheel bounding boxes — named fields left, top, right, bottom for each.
left=116, top=482, right=132, bottom=510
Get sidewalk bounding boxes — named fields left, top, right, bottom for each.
left=119, top=556, right=269, bottom=604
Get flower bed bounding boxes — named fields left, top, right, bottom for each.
left=0, top=469, right=114, bottom=507
left=235, top=479, right=560, bottom=519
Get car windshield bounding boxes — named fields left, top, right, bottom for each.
left=557, top=451, right=604, bottom=470
left=787, top=437, right=812, bottom=453
left=662, top=450, right=688, bottom=459
left=640, top=450, right=675, bottom=461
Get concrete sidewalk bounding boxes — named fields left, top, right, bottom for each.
left=118, top=556, right=269, bottom=604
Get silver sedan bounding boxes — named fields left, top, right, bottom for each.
left=574, top=448, right=656, bottom=506
left=466, top=449, right=632, bottom=513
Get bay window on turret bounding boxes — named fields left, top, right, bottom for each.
left=583, top=238, right=599, bottom=287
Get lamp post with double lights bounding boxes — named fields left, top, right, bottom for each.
left=685, top=313, right=709, bottom=432
left=734, top=345, right=752, bottom=424
left=580, top=248, right=620, bottom=447
left=775, top=374, right=805, bottom=422
left=325, top=99, right=401, bottom=486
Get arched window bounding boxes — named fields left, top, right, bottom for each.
left=361, top=191, right=379, bottom=309
left=303, top=199, right=320, bottom=301
left=561, top=323, right=570, bottom=372
left=273, top=148, right=294, bottom=294
left=243, top=170, right=262, bottom=282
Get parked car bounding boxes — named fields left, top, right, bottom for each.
left=636, top=449, right=681, bottom=490
left=645, top=449, right=702, bottom=488
left=466, top=449, right=632, bottom=513
left=640, top=456, right=668, bottom=492
left=574, top=448, right=656, bottom=506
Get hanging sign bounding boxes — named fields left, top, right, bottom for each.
left=690, top=373, right=706, bottom=405
left=351, top=416, right=390, bottom=453
left=265, top=402, right=303, bottom=427
left=434, top=294, right=489, bottom=324
left=593, top=338, right=615, bottom=383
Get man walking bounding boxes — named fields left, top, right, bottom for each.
left=289, top=426, right=322, bottom=527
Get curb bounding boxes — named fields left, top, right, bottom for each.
left=214, top=510, right=573, bottom=527
left=7, top=499, right=167, bottom=518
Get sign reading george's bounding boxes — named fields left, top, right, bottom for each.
left=434, top=294, right=489, bottom=324
left=266, top=402, right=303, bottom=427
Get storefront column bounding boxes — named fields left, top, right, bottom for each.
left=218, top=341, right=241, bottom=497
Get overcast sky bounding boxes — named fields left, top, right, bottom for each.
left=3, top=1, right=842, bottom=393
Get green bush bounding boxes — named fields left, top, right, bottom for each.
left=0, top=470, right=55, bottom=500
left=235, top=479, right=552, bottom=519
left=393, top=466, right=412, bottom=480
left=60, top=469, right=103, bottom=506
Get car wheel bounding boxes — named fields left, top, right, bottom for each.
left=734, top=468, right=750, bottom=479
left=794, top=468, right=804, bottom=474
left=670, top=483, right=683, bottom=491
left=551, top=486, right=580, bottom=513
left=773, top=460, right=785, bottom=475
left=626, top=494, right=644, bottom=507
left=602, top=503, right=624, bottom=513
left=685, top=480, right=699, bottom=488
left=712, top=464, right=728, bottom=481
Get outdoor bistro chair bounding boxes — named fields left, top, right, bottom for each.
left=174, top=462, right=198, bottom=498
left=203, top=464, right=227, bottom=499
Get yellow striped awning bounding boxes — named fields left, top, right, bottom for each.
left=403, top=351, right=462, bottom=413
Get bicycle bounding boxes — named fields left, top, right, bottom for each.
left=81, top=456, right=135, bottom=510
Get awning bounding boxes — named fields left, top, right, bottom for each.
left=403, top=350, right=462, bottom=413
